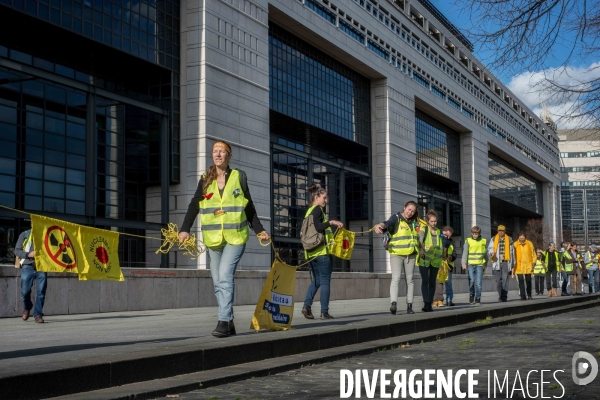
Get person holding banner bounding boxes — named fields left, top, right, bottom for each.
left=301, top=183, right=344, bottom=320
left=15, top=228, right=47, bottom=323
left=374, top=201, right=419, bottom=315
left=179, top=141, right=270, bottom=338
left=418, top=210, right=441, bottom=312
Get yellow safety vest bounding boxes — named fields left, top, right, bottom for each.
left=420, top=227, right=442, bottom=267
left=304, top=206, right=333, bottom=258
left=585, top=251, right=597, bottom=268
left=542, top=250, right=562, bottom=271
left=465, top=237, right=487, bottom=265
left=387, top=218, right=419, bottom=256
left=198, top=169, right=249, bottom=247
left=447, top=243, right=455, bottom=268
left=562, top=251, right=574, bottom=272
left=533, top=259, right=546, bottom=275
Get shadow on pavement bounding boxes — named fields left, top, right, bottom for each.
left=0, top=337, right=194, bottom=360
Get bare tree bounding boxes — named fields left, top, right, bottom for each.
left=453, top=0, right=600, bottom=128
left=524, top=218, right=553, bottom=249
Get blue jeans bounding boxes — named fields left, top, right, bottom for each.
left=20, top=265, right=48, bottom=317
left=468, top=264, right=483, bottom=299
left=304, top=255, right=332, bottom=314
left=207, top=242, right=246, bottom=321
left=588, top=268, right=599, bottom=293
left=561, top=271, right=569, bottom=293
left=445, top=272, right=453, bottom=302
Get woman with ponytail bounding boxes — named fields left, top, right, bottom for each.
left=374, top=201, right=420, bottom=315
left=180, top=141, right=269, bottom=338
left=301, top=183, right=343, bottom=320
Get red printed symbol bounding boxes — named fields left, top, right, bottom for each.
left=96, top=246, right=109, bottom=264
left=203, top=193, right=214, bottom=200
left=342, top=239, right=349, bottom=250
left=43, top=226, right=77, bottom=269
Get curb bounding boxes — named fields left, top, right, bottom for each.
left=6, top=295, right=598, bottom=399
left=48, top=297, right=600, bottom=400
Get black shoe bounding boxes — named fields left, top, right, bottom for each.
left=321, top=312, right=334, bottom=320
left=212, top=320, right=235, bottom=337
left=528, top=296, right=533, bottom=300
left=501, top=299, right=507, bottom=302
left=407, top=303, right=415, bottom=314
left=469, top=295, right=475, bottom=304
left=475, top=298, right=481, bottom=305
left=390, top=302, right=397, bottom=315
left=422, top=302, right=433, bottom=312
left=561, top=292, right=569, bottom=296
left=302, top=305, right=314, bottom=319
left=447, top=301, right=455, bottom=306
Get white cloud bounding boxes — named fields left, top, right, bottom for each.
left=506, top=62, right=600, bottom=129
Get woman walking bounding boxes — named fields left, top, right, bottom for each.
left=179, top=141, right=270, bottom=338
left=374, top=201, right=420, bottom=315
left=418, top=210, right=442, bottom=312
left=301, top=183, right=344, bottom=320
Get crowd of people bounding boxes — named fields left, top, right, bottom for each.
left=13, top=140, right=600, bottom=337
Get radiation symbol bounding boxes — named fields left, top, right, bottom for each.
left=43, top=226, right=77, bottom=269
left=342, top=239, right=350, bottom=250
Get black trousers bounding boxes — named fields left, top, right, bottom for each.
left=534, top=275, right=545, bottom=294
left=517, top=274, right=532, bottom=299
left=419, top=266, right=439, bottom=303
left=545, top=270, right=558, bottom=290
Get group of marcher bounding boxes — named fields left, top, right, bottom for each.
left=13, top=140, right=600, bottom=338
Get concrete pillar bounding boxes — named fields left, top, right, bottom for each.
left=173, top=0, right=271, bottom=269
left=460, top=132, right=491, bottom=239
left=371, top=80, right=417, bottom=272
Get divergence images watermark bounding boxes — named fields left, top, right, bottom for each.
left=339, top=352, right=598, bottom=399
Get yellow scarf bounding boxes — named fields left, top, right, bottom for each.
left=493, top=234, right=510, bottom=262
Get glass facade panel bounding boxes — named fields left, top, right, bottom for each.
left=269, top=23, right=371, bottom=147
left=268, top=26, right=372, bottom=270
left=0, top=0, right=179, bottom=70
left=272, top=149, right=308, bottom=239
left=488, top=153, right=540, bottom=214
left=415, top=110, right=460, bottom=183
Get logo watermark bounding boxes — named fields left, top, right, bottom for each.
left=572, top=351, right=598, bottom=386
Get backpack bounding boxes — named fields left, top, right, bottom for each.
left=300, top=211, right=324, bottom=252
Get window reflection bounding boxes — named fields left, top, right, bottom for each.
left=488, top=154, right=540, bottom=214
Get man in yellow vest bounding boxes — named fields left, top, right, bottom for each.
left=487, top=224, right=514, bottom=302
left=461, top=226, right=488, bottom=305
left=542, top=242, right=561, bottom=297
left=583, top=244, right=599, bottom=294
left=563, top=242, right=583, bottom=295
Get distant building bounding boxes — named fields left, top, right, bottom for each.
left=559, top=129, right=600, bottom=245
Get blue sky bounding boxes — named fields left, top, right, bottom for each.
left=431, top=1, right=600, bottom=128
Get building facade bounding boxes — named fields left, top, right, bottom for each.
left=0, top=0, right=562, bottom=271
left=559, top=129, right=600, bottom=246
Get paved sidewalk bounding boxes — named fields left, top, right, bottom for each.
left=1, top=290, right=598, bottom=399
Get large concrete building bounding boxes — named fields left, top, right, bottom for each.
left=0, top=0, right=562, bottom=271
left=559, top=129, right=600, bottom=246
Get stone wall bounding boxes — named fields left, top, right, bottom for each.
left=0, top=265, right=518, bottom=318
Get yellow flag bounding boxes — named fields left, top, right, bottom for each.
left=251, top=259, right=297, bottom=331
left=437, top=260, right=450, bottom=284
left=31, top=215, right=124, bottom=281
left=31, top=215, right=79, bottom=274
left=330, top=228, right=355, bottom=260
left=77, top=224, right=124, bottom=282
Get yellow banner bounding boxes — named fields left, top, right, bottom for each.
left=31, top=215, right=124, bottom=281
left=331, top=228, right=355, bottom=260
left=250, top=259, right=297, bottom=331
